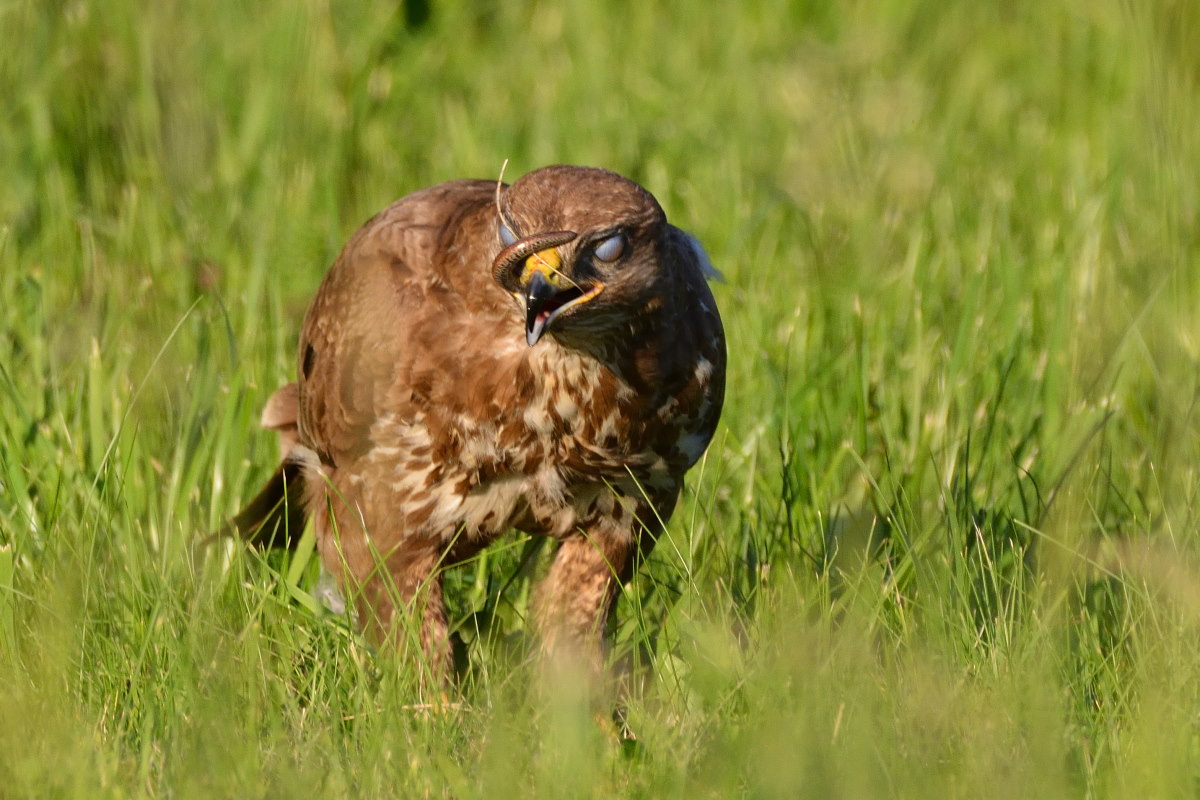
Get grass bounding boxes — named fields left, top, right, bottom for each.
left=2, top=0, right=1200, bottom=796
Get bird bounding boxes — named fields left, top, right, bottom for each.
left=223, top=164, right=726, bottom=681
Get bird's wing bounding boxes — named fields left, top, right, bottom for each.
left=295, top=180, right=498, bottom=467
left=661, top=226, right=728, bottom=466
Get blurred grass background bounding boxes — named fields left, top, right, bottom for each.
left=2, top=0, right=1200, bottom=796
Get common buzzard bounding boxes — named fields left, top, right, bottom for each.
left=225, top=165, right=726, bottom=679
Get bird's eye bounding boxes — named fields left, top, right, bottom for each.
left=593, top=232, right=626, bottom=263
left=499, top=220, right=517, bottom=247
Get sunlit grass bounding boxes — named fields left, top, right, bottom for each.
left=2, top=0, right=1200, bottom=796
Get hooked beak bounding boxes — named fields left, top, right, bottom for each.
left=492, top=232, right=604, bottom=347
left=521, top=255, right=605, bottom=346
left=524, top=269, right=559, bottom=346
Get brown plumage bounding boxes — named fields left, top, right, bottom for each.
left=225, top=165, right=726, bottom=678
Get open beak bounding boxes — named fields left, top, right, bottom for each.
left=519, top=247, right=604, bottom=346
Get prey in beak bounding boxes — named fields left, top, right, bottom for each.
left=492, top=230, right=605, bottom=346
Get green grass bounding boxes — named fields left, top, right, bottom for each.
left=3, top=0, right=1200, bottom=796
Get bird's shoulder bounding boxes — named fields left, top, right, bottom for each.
left=295, top=179, right=508, bottom=464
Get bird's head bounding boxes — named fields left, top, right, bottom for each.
left=491, top=165, right=673, bottom=347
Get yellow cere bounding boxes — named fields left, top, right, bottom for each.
left=520, top=247, right=570, bottom=288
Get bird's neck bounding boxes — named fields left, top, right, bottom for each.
left=537, top=312, right=676, bottom=408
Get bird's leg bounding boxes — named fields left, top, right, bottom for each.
left=357, top=544, right=452, bottom=687
left=534, top=524, right=635, bottom=680
left=315, top=492, right=452, bottom=687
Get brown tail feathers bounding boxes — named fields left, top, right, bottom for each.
left=212, top=382, right=308, bottom=549
left=218, top=457, right=309, bottom=549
